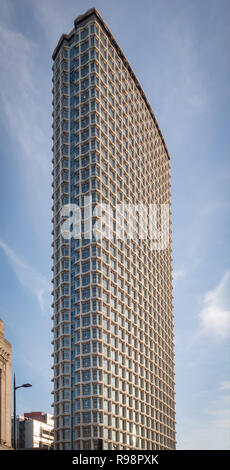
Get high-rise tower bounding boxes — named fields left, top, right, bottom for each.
left=51, top=8, right=176, bottom=450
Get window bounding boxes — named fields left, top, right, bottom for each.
left=82, top=261, right=90, bottom=272
left=83, top=412, right=91, bottom=423
left=82, top=274, right=90, bottom=286
left=63, top=416, right=70, bottom=426
left=81, top=130, right=89, bottom=141
left=82, top=181, right=90, bottom=193
left=82, top=248, right=90, bottom=259
left=81, top=40, right=89, bottom=52
left=83, top=426, right=91, bottom=437
left=81, top=28, right=89, bottom=40
left=82, top=303, right=90, bottom=313
left=82, top=370, right=90, bottom=381
left=82, top=357, right=91, bottom=368
left=83, top=398, right=91, bottom=409
left=63, top=389, right=70, bottom=399
left=82, top=384, right=91, bottom=395
left=81, top=117, right=89, bottom=128
left=81, top=53, right=89, bottom=66
left=81, top=90, right=89, bottom=102
left=82, top=329, right=90, bottom=340
left=82, top=315, right=90, bottom=327
left=82, top=288, right=90, bottom=299
left=63, top=429, right=70, bottom=440
left=82, top=343, right=91, bottom=354
left=81, top=66, right=89, bottom=78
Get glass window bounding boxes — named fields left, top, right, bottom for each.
left=82, top=329, right=90, bottom=340
left=81, top=40, right=89, bottom=52
left=82, top=261, right=90, bottom=272
left=82, top=303, right=90, bottom=313
left=81, top=28, right=89, bottom=40
left=82, top=274, right=90, bottom=286
left=83, top=412, right=91, bottom=423
left=82, top=288, right=90, bottom=299
left=83, top=398, right=91, bottom=409
left=82, top=384, right=91, bottom=395
left=82, top=343, right=91, bottom=354
left=82, top=370, right=90, bottom=381
left=82, top=316, right=90, bottom=328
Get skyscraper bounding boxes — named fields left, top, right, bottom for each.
left=51, top=8, right=176, bottom=450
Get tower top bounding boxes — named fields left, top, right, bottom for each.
left=52, top=7, right=170, bottom=160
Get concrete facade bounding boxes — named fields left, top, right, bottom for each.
left=52, top=8, right=176, bottom=450
left=12, top=413, right=54, bottom=449
left=0, top=319, right=12, bottom=450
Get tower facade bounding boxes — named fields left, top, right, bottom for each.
left=51, top=8, right=176, bottom=450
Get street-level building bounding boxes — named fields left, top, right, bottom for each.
left=12, top=413, right=54, bottom=449
left=0, top=318, right=12, bottom=450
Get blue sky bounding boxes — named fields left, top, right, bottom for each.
left=0, top=0, right=229, bottom=450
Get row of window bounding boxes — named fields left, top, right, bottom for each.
left=53, top=288, right=173, bottom=343
left=54, top=346, right=175, bottom=397
left=54, top=66, right=155, bottom=140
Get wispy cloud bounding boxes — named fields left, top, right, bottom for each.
left=220, top=381, right=230, bottom=391
left=0, top=20, right=52, bottom=234
left=0, top=239, right=51, bottom=315
left=198, top=270, right=230, bottom=340
left=33, top=0, right=80, bottom=52
left=173, top=266, right=185, bottom=288
left=178, top=381, right=230, bottom=449
left=0, top=24, right=49, bottom=171
left=174, top=267, right=185, bottom=280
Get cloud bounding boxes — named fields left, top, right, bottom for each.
left=178, top=381, right=230, bottom=450
left=174, top=267, right=185, bottom=280
left=32, top=0, right=74, bottom=49
left=173, top=266, right=185, bottom=288
left=0, top=21, right=52, bottom=234
left=0, top=239, right=51, bottom=315
left=220, top=381, right=230, bottom=391
left=198, top=271, right=230, bottom=340
left=0, top=24, right=48, bottom=169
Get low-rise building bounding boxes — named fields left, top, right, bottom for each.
left=12, top=413, right=54, bottom=449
